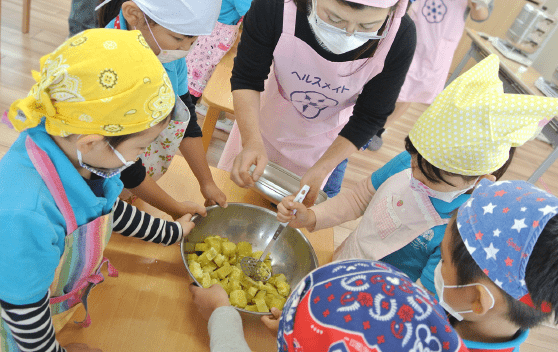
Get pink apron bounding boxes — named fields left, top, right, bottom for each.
left=398, top=0, right=468, bottom=104
left=333, top=169, right=449, bottom=261
left=0, top=136, right=118, bottom=351
left=218, top=0, right=408, bottom=177
left=187, top=20, right=243, bottom=98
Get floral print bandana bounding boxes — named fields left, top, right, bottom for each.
left=8, top=28, right=175, bottom=137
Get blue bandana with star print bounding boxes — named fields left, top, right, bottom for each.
left=456, top=179, right=558, bottom=303
left=276, top=260, right=468, bottom=352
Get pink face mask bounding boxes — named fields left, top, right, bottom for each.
left=409, top=173, right=479, bottom=203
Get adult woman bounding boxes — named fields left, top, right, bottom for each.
left=217, top=0, right=416, bottom=203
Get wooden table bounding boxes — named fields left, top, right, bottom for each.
left=57, top=158, right=334, bottom=351
left=447, top=28, right=558, bottom=184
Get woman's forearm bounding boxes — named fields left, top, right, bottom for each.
left=313, top=136, right=358, bottom=175
left=232, top=89, right=263, bottom=147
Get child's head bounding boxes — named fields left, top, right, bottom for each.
left=405, top=135, right=514, bottom=194
left=99, top=0, right=221, bottom=60
left=277, top=259, right=469, bottom=352
left=7, top=28, right=186, bottom=176
left=437, top=179, right=558, bottom=330
left=407, top=54, right=558, bottom=198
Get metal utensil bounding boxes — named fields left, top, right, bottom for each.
left=240, top=185, right=310, bottom=281
left=249, top=162, right=328, bottom=205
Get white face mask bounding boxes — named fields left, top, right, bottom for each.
left=143, top=13, right=192, bottom=63
left=307, top=0, right=384, bottom=54
left=433, top=261, right=495, bottom=321
left=410, top=173, right=479, bottom=203
left=77, top=144, right=137, bottom=179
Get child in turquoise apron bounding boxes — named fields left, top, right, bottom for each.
left=97, top=0, right=227, bottom=219
left=277, top=55, right=558, bottom=295
left=0, top=29, right=195, bottom=352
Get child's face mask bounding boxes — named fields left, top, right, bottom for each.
left=433, top=261, right=495, bottom=321
left=410, top=173, right=479, bottom=203
left=77, top=144, right=137, bottom=179
left=142, top=13, right=192, bottom=63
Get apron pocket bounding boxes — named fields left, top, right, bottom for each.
left=372, top=195, right=402, bottom=239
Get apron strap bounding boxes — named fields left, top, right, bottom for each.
left=283, top=0, right=297, bottom=36
left=49, top=257, right=118, bottom=327
left=25, top=136, right=78, bottom=234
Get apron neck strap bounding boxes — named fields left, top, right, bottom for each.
left=25, top=136, right=78, bottom=234
left=283, top=0, right=297, bottom=36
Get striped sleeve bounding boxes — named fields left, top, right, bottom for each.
left=0, top=291, right=65, bottom=352
left=112, top=199, right=183, bottom=246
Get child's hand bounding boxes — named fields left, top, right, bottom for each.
left=261, top=307, right=281, bottom=337
left=64, top=343, right=102, bottom=352
left=174, top=201, right=207, bottom=220
left=201, top=182, right=228, bottom=208
left=177, top=213, right=195, bottom=239
left=189, top=283, right=231, bottom=321
left=277, top=195, right=316, bottom=229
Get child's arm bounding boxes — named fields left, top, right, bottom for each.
left=112, top=199, right=194, bottom=245
left=179, top=137, right=227, bottom=208
left=0, top=292, right=100, bottom=352
left=278, top=176, right=376, bottom=232
left=189, top=284, right=251, bottom=352
left=177, top=92, right=227, bottom=208
left=128, top=174, right=207, bottom=220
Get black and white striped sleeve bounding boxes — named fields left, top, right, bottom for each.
left=112, top=199, right=183, bottom=246
left=0, top=291, right=65, bottom=352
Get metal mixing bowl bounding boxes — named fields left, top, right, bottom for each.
left=249, top=162, right=328, bottom=205
left=181, top=203, right=319, bottom=316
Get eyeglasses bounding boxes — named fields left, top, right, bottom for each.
left=314, top=10, right=394, bottom=40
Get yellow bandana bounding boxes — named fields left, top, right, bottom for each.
left=8, top=28, right=175, bottom=136
left=409, top=54, right=558, bottom=176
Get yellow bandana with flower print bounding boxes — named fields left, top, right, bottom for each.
left=8, top=28, right=175, bottom=136
left=409, top=54, right=558, bottom=176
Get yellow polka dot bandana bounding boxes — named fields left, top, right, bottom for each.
left=409, top=54, right=558, bottom=176
left=8, top=28, right=175, bottom=137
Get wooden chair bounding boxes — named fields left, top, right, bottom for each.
left=22, top=0, right=32, bottom=34
left=200, top=42, right=238, bottom=152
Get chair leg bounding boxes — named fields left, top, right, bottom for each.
left=22, top=0, right=31, bottom=34
left=201, top=107, right=220, bottom=153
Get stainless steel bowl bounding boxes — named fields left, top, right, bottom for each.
left=249, top=161, right=328, bottom=205
left=181, top=203, right=319, bottom=316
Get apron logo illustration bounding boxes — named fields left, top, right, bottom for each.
left=422, top=0, right=447, bottom=23
left=290, top=91, right=339, bottom=119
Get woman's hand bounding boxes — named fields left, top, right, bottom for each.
left=230, top=141, right=268, bottom=188
left=189, top=284, right=231, bottom=321
left=64, top=344, right=102, bottom=352
left=261, top=307, right=282, bottom=337
left=277, top=195, right=316, bottom=229
left=201, top=182, right=228, bottom=208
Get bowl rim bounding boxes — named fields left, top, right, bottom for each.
left=180, top=202, right=318, bottom=316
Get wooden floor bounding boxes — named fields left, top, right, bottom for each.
left=1, top=0, right=557, bottom=350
